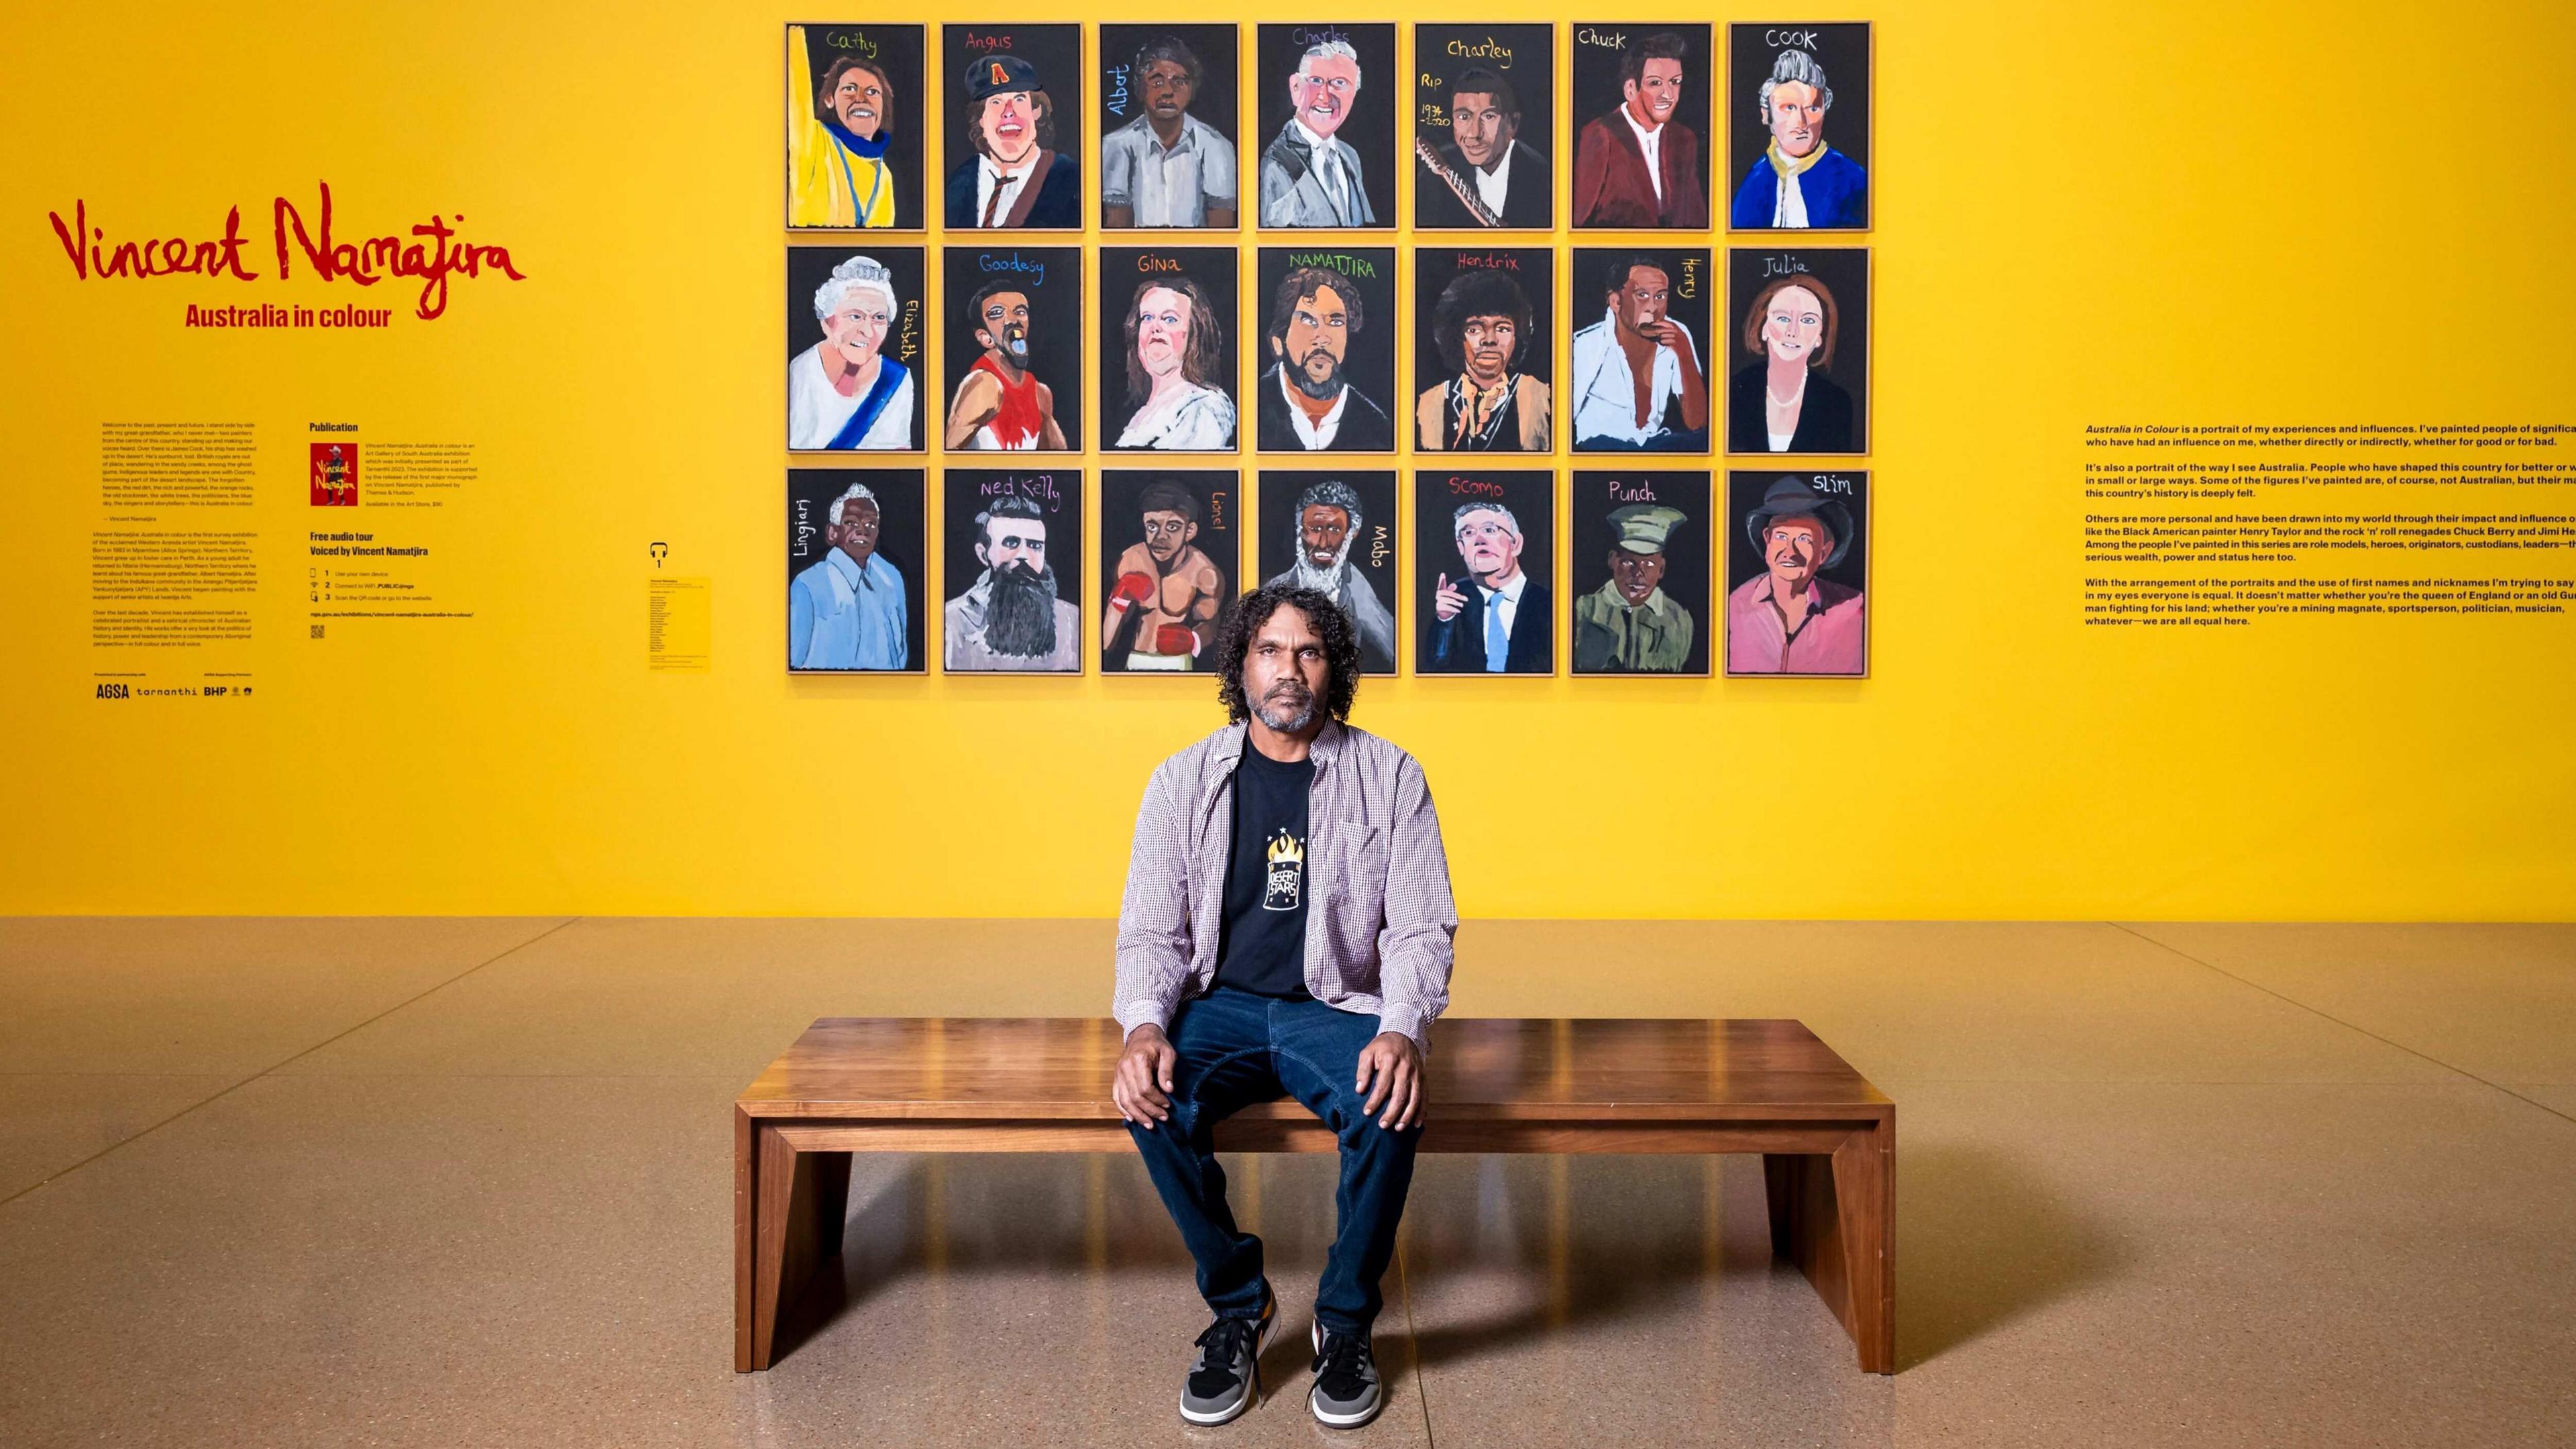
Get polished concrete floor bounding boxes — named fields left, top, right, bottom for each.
left=1, top=918, right=2570, bottom=1446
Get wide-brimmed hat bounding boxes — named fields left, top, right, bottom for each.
left=1743, top=476, right=1852, bottom=567
left=963, top=54, right=1046, bottom=103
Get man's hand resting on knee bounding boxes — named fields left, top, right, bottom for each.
left=1356, top=1032, right=1422, bottom=1130
left=1114, top=1024, right=1178, bottom=1130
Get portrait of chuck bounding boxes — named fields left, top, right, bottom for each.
left=1416, top=472, right=1554, bottom=676
left=1255, top=256, right=1395, bottom=453
left=1102, top=474, right=1236, bottom=672
left=1569, top=472, right=1711, bottom=675
left=1412, top=26, right=1554, bottom=229
left=1726, top=248, right=1868, bottom=455
left=944, top=490, right=1083, bottom=673
left=1260, top=474, right=1397, bottom=674
left=1414, top=254, right=1552, bottom=453
left=1727, top=24, right=1870, bottom=230
left=943, top=26, right=1083, bottom=229
left=1572, top=26, right=1711, bottom=229
left=1725, top=471, right=1866, bottom=677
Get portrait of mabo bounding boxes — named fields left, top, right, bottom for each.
left=1413, top=469, right=1556, bottom=676
left=786, top=23, right=924, bottom=229
left=1098, top=248, right=1240, bottom=454
left=1254, top=24, right=1397, bottom=230
left=786, top=246, right=926, bottom=453
left=1568, top=470, right=1712, bottom=676
left=1723, top=469, right=1868, bottom=678
left=1570, top=21, right=1714, bottom=230
left=1568, top=248, right=1715, bottom=454
left=1252, top=248, right=1397, bottom=454
left=1726, top=23, right=1871, bottom=231
left=941, top=468, right=1085, bottom=674
left=941, top=246, right=1083, bottom=453
left=1411, top=24, right=1554, bottom=231
left=1099, top=470, right=1242, bottom=674
left=786, top=468, right=926, bottom=674
left=1099, top=24, right=1243, bottom=231
left=1413, top=249, right=1554, bottom=455
left=1725, top=248, right=1869, bottom=455
left=1256, top=470, right=1399, bottom=675
left=943, top=23, right=1085, bottom=230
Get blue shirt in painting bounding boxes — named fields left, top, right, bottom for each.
left=788, top=547, right=907, bottom=669
left=1729, top=146, right=1868, bottom=229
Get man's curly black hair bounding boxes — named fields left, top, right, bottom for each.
left=1214, top=584, right=1362, bottom=726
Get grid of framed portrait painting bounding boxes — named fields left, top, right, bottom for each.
left=784, top=20, right=1874, bottom=680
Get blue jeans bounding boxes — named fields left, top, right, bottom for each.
left=1126, top=987, right=1421, bottom=1336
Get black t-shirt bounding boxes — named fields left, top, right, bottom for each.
left=1212, top=740, right=1315, bottom=998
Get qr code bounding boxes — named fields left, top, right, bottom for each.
left=310, top=623, right=325, bottom=639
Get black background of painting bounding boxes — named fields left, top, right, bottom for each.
left=1098, top=469, right=1242, bottom=670
left=1725, top=21, right=1871, bottom=220
left=790, top=23, right=926, bottom=229
left=1254, top=23, right=1397, bottom=227
left=1567, top=470, right=1712, bottom=675
left=941, top=22, right=1086, bottom=221
left=1412, top=23, right=1556, bottom=229
left=1410, top=248, right=1555, bottom=444
left=1252, top=247, right=1397, bottom=447
left=786, top=467, right=928, bottom=672
left=1255, top=468, right=1399, bottom=674
left=1723, top=467, right=1868, bottom=594
left=943, top=246, right=1085, bottom=450
left=1568, top=246, right=1715, bottom=452
left=1097, top=246, right=1242, bottom=449
left=1724, top=245, right=1868, bottom=453
left=941, top=468, right=1086, bottom=670
left=1099, top=21, right=1242, bottom=225
left=1411, top=468, right=1556, bottom=674
left=786, top=246, right=928, bottom=450
left=1568, top=21, right=1713, bottom=228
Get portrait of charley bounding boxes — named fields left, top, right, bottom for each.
left=1262, top=478, right=1395, bottom=673
left=1102, top=34, right=1238, bottom=228
left=1728, top=475, right=1863, bottom=676
left=1573, top=502, right=1693, bottom=672
left=788, top=254, right=914, bottom=451
left=1729, top=47, right=1866, bottom=229
left=1256, top=264, right=1392, bottom=453
left=1570, top=254, right=1709, bottom=451
left=1104, top=479, right=1229, bottom=672
left=945, top=278, right=1069, bottom=451
left=788, top=480, right=908, bottom=671
left=945, top=494, right=1080, bottom=672
left=1417, top=66, right=1550, bottom=229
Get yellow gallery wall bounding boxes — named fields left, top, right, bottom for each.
left=0, top=0, right=2569, bottom=920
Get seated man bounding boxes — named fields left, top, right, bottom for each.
left=1112, top=584, right=1458, bottom=1430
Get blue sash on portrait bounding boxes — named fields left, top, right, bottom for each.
left=825, top=358, right=907, bottom=450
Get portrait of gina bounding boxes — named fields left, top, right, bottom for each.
left=1115, top=276, right=1236, bottom=451
left=788, top=254, right=914, bottom=451
left=1727, top=272, right=1854, bottom=455
left=1417, top=269, right=1550, bottom=453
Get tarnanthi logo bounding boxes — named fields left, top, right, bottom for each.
left=45, top=182, right=527, bottom=321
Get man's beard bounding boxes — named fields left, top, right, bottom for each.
left=1287, top=347, right=1345, bottom=400
left=1290, top=533, right=1355, bottom=595
left=1254, top=684, right=1318, bottom=734
left=983, top=561, right=1061, bottom=657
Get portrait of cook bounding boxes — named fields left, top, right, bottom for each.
left=1416, top=267, right=1550, bottom=453
left=1728, top=47, right=1867, bottom=229
left=1727, top=269, right=1855, bottom=454
left=787, top=254, right=914, bottom=451
left=947, top=50, right=1082, bottom=229
left=1104, top=479, right=1230, bottom=671
left=1114, top=272, right=1237, bottom=451
left=787, top=29, right=904, bottom=227
left=945, top=494, right=1081, bottom=672
left=1262, top=478, right=1396, bottom=672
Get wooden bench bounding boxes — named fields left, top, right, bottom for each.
left=734, top=1016, right=1894, bottom=1375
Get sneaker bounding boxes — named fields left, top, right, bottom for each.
left=1307, top=1322, right=1383, bottom=1430
left=1178, top=1285, right=1277, bottom=1426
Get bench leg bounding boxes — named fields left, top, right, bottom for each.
left=1764, top=1119, right=1895, bottom=1374
left=738, top=1122, right=853, bottom=1372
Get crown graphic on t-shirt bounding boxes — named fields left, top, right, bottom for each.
left=1267, top=833, right=1304, bottom=869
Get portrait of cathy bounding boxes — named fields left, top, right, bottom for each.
left=787, top=30, right=900, bottom=227
left=788, top=255, right=914, bottom=451
left=1727, top=272, right=1854, bottom=455
left=1114, top=275, right=1236, bottom=450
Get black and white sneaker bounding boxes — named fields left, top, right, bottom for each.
left=1307, top=1323, right=1383, bottom=1429
left=1177, top=1286, right=1277, bottom=1426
